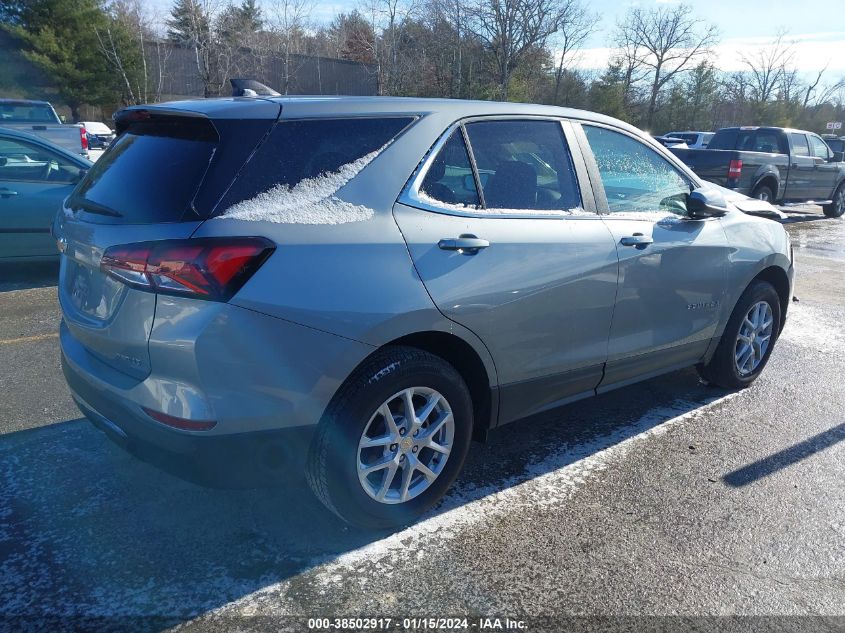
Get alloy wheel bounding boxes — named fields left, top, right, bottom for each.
left=735, top=301, right=774, bottom=376
left=357, top=387, right=454, bottom=504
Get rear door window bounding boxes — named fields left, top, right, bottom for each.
left=419, top=130, right=480, bottom=208
left=217, top=117, right=415, bottom=216
left=742, top=130, right=786, bottom=153
left=463, top=120, right=581, bottom=211
left=791, top=133, right=810, bottom=156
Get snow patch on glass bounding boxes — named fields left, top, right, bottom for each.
left=217, top=150, right=379, bottom=225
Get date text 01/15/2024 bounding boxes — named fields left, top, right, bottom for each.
left=307, top=617, right=528, bottom=630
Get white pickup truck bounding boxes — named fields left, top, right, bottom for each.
left=0, top=99, right=89, bottom=158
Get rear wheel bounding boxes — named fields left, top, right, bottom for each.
left=306, top=347, right=473, bottom=529
left=823, top=183, right=845, bottom=218
left=698, top=280, right=781, bottom=389
left=751, top=183, right=775, bottom=203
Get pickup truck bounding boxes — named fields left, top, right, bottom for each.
left=0, top=99, right=89, bottom=158
left=670, top=126, right=845, bottom=218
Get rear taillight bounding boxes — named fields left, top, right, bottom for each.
left=101, top=237, right=274, bottom=301
left=728, top=159, right=743, bottom=179
left=79, top=126, right=88, bottom=151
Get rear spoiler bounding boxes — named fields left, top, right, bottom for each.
left=230, top=79, right=280, bottom=97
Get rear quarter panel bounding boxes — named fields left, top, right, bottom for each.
left=190, top=110, right=499, bottom=388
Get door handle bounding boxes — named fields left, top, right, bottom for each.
left=620, top=233, right=654, bottom=247
left=438, top=234, right=490, bottom=253
left=0, top=188, right=18, bottom=198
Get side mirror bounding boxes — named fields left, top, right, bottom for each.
left=59, top=114, right=66, bottom=123
left=687, top=188, right=729, bottom=219
left=831, top=151, right=844, bottom=163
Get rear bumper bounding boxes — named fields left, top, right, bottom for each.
left=59, top=300, right=375, bottom=487
left=64, top=357, right=316, bottom=488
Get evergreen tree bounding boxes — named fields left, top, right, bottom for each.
left=167, top=0, right=211, bottom=48
left=217, top=0, right=264, bottom=43
left=5, top=0, right=117, bottom=120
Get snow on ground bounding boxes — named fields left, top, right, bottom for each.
left=217, top=150, right=380, bottom=225
left=201, top=390, right=741, bottom=618
left=780, top=301, right=845, bottom=351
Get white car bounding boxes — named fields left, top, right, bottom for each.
left=665, top=131, right=714, bottom=149
left=80, top=121, right=115, bottom=150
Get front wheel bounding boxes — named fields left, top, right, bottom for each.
left=823, top=183, right=845, bottom=218
left=306, top=347, right=473, bottom=529
left=698, top=280, right=782, bottom=389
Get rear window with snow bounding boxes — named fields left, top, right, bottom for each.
left=215, top=117, right=414, bottom=217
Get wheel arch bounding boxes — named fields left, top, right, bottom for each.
left=751, top=173, right=780, bottom=201
left=383, top=331, right=497, bottom=441
left=750, top=265, right=791, bottom=330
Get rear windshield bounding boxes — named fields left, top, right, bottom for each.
left=215, top=117, right=415, bottom=216
left=70, top=118, right=218, bottom=223
left=0, top=103, right=60, bottom=124
left=709, top=129, right=787, bottom=154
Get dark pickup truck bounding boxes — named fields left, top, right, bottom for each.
left=670, top=126, right=845, bottom=218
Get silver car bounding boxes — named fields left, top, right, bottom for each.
left=56, top=97, right=794, bottom=528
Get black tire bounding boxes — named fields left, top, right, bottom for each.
left=698, top=280, right=782, bottom=389
left=306, top=346, right=473, bottom=529
left=751, top=183, right=775, bottom=203
left=823, top=183, right=845, bottom=218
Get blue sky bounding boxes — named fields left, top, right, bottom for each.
left=151, top=0, right=845, bottom=73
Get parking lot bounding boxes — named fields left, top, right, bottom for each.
left=1, top=208, right=845, bottom=631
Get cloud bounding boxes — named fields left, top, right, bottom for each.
left=568, top=32, right=845, bottom=74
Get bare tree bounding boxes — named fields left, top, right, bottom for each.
left=432, top=0, right=471, bottom=97
left=380, top=0, right=418, bottom=94
left=740, top=29, right=794, bottom=104
left=615, top=3, right=718, bottom=127
left=96, top=0, right=171, bottom=105
left=550, top=0, right=598, bottom=104
left=467, top=0, right=565, bottom=99
left=269, top=0, right=314, bottom=94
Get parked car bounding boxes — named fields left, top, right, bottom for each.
left=80, top=121, right=115, bottom=149
left=0, top=128, right=90, bottom=262
left=665, top=131, right=714, bottom=149
left=670, top=126, right=845, bottom=217
left=0, top=99, right=89, bottom=158
left=824, top=137, right=845, bottom=155
left=56, top=97, right=794, bottom=528
left=653, top=135, right=688, bottom=148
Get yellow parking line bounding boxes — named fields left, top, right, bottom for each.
left=0, top=332, right=59, bottom=346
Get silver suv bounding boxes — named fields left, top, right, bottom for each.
left=56, top=97, right=794, bottom=528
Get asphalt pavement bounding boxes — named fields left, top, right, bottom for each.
left=1, top=209, right=844, bottom=632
